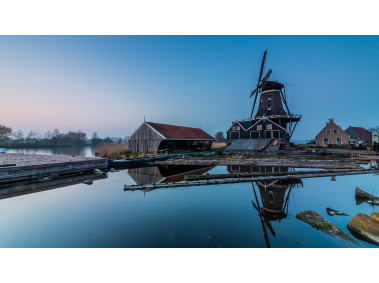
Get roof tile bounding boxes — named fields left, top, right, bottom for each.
left=351, top=127, right=372, bottom=139
left=147, top=122, right=215, bottom=140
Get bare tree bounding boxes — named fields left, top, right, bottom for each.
left=12, top=130, right=24, bottom=144
left=0, top=124, right=12, bottom=144
left=44, top=130, right=52, bottom=140
left=91, top=132, right=102, bottom=145
left=367, top=126, right=379, bottom=133
left=214, top=131, right=226, bottom=142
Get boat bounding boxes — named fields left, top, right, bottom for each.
left=281, top=150, right=326, bottom=156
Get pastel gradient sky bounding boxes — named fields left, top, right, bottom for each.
left=1, top=36, right=378, bottom=140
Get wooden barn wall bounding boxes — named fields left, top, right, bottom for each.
left=128, top=123, right=164, bottom=153
left=226, top=119, right=286, bottom=139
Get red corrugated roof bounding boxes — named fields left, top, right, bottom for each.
left=351, top=127, right=372, bottom=138
left=147, top=122, right=215, bottom=140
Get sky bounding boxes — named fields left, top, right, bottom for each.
left=1, top=35, right=378, bottom=140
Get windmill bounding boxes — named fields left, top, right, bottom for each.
left=249, top=50, right=272, bottom=119
left=248, top=50, right=301, bottom=140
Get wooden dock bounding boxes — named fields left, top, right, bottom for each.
left=0, top=171, right=107, bottom=200
left=0, top=157, right=107, bottom=184
left=124, top=168, right=379, bottom=191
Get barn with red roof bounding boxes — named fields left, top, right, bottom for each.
left=345, top=126, right=372, bottom=144
left=128, top=121, right=215, bottom=153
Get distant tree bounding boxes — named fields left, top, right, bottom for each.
left=309, top=139, right=316, bottom=144
left=51, top=129, right=61, bottom=145
left=0, top=124, right=13, bottom=144
left=104, top=136, right=112, bottom=143
left=367, top=126, right=379, bottom=133
left=44, top=130, right=52, bottom=140
left=214, top=131, right=226, bottom=142
left=91, top=132, right=102, bottom=145
left=117, top=137, right=123, bottom=143
left=12, top=130, right=24, bottom=144
left=123, top=136, right=129, bottom=143
left=25, top=130, right=39, bottom=144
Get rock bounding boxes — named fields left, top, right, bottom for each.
left=371, top=212, right=379, bottom=222
left=326, top=207, right=348, bottom=216
left=94, top=169, right=104, bottom=174
left=296, top=210, right=359, bottom=245
left=109, top=168, right=118, bottom=172
left=83, top=179, right=93, bottom=185
left=347, top=213, right=379, bottom=246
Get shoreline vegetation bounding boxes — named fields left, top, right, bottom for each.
left=95, top=143, right=142, bottom=159
left=94, top=142, right=228, bottom=159
left=0, top=124, right=128, bottom=147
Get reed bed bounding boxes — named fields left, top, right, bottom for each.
left=211, top=142, right=228, bottom=149
left=95, top=143, right=143, bottom=159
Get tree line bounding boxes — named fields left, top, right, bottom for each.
left=0, top=124, right=128, bottom=147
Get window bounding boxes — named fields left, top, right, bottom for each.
left=257, top=125, right=262, bottom=131
left=333, top=129, right=338, bottom=134
left=268, top=95, right=271, bottom=101
left=269, top=191, right=273, bottom=196
left=323, top=138, right=329, bottom=145
left=267, top=105, right=271, bottom=110
left=232, top=126, right=236, bottom=131
left=326, top=129, right=331, bottom=134
left=337, top=138, right=342, bottom=144
left=266, top=124, right=272, bottom=130
left=237, top=126, right=240, bottom=130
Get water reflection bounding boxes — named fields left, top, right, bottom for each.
left=0, top=172, right=107, bottom=200
left=6, top=146, right=95, bottom=157
left=235, top=166, right=304, bottom=248
left=128, top=165, right=215, bottom=185
left=1, top=163, right=378, bottom=248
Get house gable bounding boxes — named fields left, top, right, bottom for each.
left=315, top=119, right=349, bottom=145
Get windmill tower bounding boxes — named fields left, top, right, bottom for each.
left=225, top=50, right=301, bottom=146
left=249, top=50, right=301, bottom=141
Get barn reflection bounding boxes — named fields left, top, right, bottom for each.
left=128, top=165, right=215, bottom=195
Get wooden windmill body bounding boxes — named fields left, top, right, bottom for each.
left=226, top=50, right=301, bottom=144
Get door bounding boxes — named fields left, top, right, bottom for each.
left=265, top=131, right=272, bottom=138
left=250, top=131, right=260, bottom=139
left=231, top=132, right=240, bottom=139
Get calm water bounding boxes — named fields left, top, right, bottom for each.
left=5, top=146, right=95, bottom=157
left=0, top=163, right=378, bottom=248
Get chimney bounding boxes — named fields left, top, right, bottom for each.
left=329, top=118, right=334, bottom=122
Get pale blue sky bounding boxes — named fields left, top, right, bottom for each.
left=1, top=36, right=378, bottom=139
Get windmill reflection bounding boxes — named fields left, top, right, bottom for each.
left=228, top=165, right=303, bottom=248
